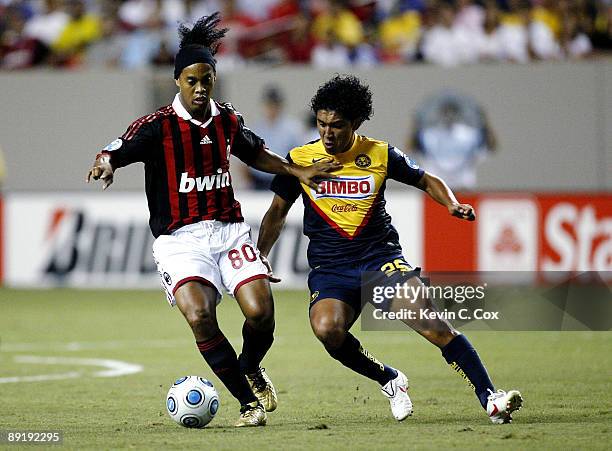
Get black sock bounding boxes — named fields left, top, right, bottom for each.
left=238, top=321, right=274, bottom=374
left=326, top=333, right=397, bottom=385
left=441, top=334, right=495, bottom=408
left=196, top=333, right=257, bottom=406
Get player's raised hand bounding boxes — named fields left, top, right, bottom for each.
left=296, top=158, right=343, bottom=193
left=86, top=154, right=114, bottom=190
left=449, top=203, right=476, bottom=221
left=260, top=255, right=281, bottom=283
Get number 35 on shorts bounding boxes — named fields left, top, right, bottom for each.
left=227, top=244, right=258, bottom=269
left=380, top=258, right=411, bottom=276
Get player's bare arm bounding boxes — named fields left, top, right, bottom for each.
left=250, top=149, right=341, bottom=192
left=86, top=153, right=114, bottom=190
left=257, top=194, right=294, bottom=283
left=416, top=172, right=475, bottom=221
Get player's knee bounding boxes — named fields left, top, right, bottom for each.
left=311, top=318, right=347, bottom=350
left=422, top=327, right=459, bottom=348
left=245, top=302, right=274, bottom=332
left=184, top=307, right=218, bottom=336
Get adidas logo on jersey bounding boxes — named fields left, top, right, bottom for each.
left=200, top=135, right=212, bottom=145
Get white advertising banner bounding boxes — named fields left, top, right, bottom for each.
left=477, top=198, right=539, bottom=272
left=3, top=191, right=423, bottom=290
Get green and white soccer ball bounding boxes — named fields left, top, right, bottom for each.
left=166, top=376, right=219, bottom=428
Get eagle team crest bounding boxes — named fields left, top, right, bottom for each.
left=355, top=154, right=371, bottom=168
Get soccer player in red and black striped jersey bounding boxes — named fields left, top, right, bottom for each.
left=86, top=14, right=339, bottom=428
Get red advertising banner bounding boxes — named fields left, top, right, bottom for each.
left=424, top=193, right=612, bottom=275
left=424, top=194, right=478, bottom=272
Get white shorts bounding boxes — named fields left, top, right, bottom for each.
left=152, top=220, right=268, bottom=306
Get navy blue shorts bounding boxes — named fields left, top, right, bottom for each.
left=307, top=254, right=421, bottom=312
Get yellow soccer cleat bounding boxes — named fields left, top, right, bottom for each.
left=234, top=401, right=267, bottom=427
left=245, top=367, right=278, bottom=412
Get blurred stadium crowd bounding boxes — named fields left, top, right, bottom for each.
left=1, top=0, right=611, bottom=70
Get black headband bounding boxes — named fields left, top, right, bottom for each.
left=174, top=46, right=216, bottom=79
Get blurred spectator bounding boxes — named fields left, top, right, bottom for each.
left=236, top=0, right=281, bottom=21
left=118, top=0, right=160, bottom=31
left=23, top=0, right=68, bottom=49
left=0, top=6, right=47, bottom=69
left=0, top=0, right=610, bottom=71
left=478, top=0, right=504, bottom=61
left=283, top=12, right=315, bottom=63
left=117, top=0, right=168, bottom=68
left=529, top=0, right=562, bottom=59
left=182, top=0, right=223, bottom=22
left=455, top=0, right=485, bottom=33
left=497, top=0, right=530, bottom=62
left=560, top=2, right=593, bottom=59
left=378, top=5, right=421, bottom=62
left=312, top=0, right=364, bottom=47
left=85, top=1, right=124, bottom=68
left=376, top=0, right=426, bottom=23
left=590, top=0, right=612, bottom=50
left=249, top=85, right=303, bottom=190
left=218, top=0, right=257, bottom=58
left=348, top=28, right=379, bottom=67
left=421, top=2, right=479, bottom=66
left=269, top=0, right=300, bottom=20
left=1, top=0, right=34, bottom=20
left=531, top=0, right=561, bottom=38
left=408, top=90, right=497, bottom=190
left=311, top=28, right=350, bottom=68
left=151, top=38, right=175, bottom=66
left=51, top=0, right=102, bottom=67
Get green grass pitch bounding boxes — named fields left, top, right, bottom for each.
left=1, top=288, right=610, bottom=450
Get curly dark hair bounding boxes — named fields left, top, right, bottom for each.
left=310, top=75, right=373, bottom=124
left=178, top=12, right=228, bottom=55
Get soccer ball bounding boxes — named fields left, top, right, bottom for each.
left=166, top=376, right=220, bottom=428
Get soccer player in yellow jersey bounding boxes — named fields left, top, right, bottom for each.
left=257, top=75, right=522, bottom=424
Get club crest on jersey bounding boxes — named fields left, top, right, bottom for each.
left=103, top=138, right=122, bottom=151
left=355, top=154, right=371, bottom=168
left=311, top=175, right=375, bottom=200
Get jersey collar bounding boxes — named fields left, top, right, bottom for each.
left=172, top=94, right=219, bottom=127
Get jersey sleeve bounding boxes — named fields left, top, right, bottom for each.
left=270, top=154, right=302, bottom=204
left=227, top=106, right=265, bottom=165
left=101, top=117, right=158, bottom=169
left=387, top=145, right=425, bottom=186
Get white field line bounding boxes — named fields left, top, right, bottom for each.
left=0, top=338, right=190, bottom=352
left=0, top=335, right=260, bottom=352
left=0, top=371, right=82, bottom=383
left=0, top=355, right=143, bottom=384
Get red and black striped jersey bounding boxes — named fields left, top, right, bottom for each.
left=100, top=94, right=265, bottom=237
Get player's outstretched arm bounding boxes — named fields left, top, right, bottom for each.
left=251, top=149, right=341, bottom=192
left=86, top=153, right=114, bottom=190
left=416, top=172, right=475, bottom=221
left=257, top=194, right=294, bottom=283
